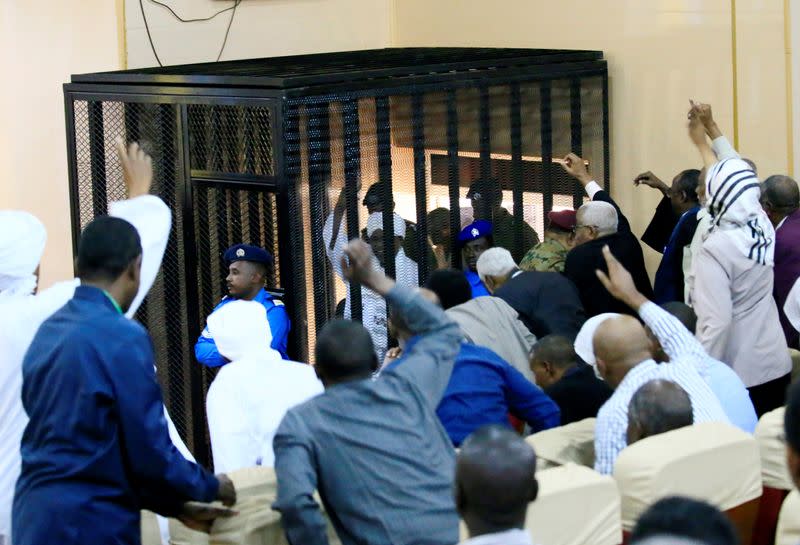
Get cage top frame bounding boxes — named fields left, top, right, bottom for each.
left=71, top=47, right=605, bottom=91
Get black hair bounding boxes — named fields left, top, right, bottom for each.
left=77, top=216, right=142, bottom=282
left=530, top=335, right=578, bottom=369
left=673, top=169, right=701, bottom=204
left=630, top=496, right=738, bottom=545
left=762, top=175, right=800, bottom=213
left=660, top=302, right=698, bottom=335
left=785, top=380, right=800, bottom=452
left=426, top=268, right=472, bottom=310
left=315, top=320, right=378, bottom=379
left=628, top=380, right=694, bottom=441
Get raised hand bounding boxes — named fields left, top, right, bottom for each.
left=178, top=501, right=237, bottom=533
left=689, top=100, right=722, bottom=139
left=115, top=137, right=153, bottom=199
left=633, top=171, right=669, bottom=196
left=561, top=153, right=592, bottom=186
left=341, top=239, right=396, bottom=295
left=595, top=245, right=648, bottom=310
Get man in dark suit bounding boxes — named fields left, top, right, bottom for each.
left=476, top=247, right=585, bottom=340
left=529, top=335, right=612, bottom=425
left=762, top=175, right=800, bottom=348
left=561, top=153, right=653, bottom=317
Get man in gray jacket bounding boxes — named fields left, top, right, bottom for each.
left=273, top=239, right=462, bottom=545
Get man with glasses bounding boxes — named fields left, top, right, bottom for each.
left=561, top=153, right=653, bottom=317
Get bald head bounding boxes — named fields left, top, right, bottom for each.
left=456, top=425, right=538, bottom=536
left=762, top=175, right=800, bottom=225
left=593, top=316, right=653, bottom=388
left=627, top=380, right=693, bottom=445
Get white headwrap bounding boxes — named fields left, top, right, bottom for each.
left=0, top=211, right=47, bottom=298
left=207, top=300, right=279, bottom=362
left=366, top=212, right=406, bottom=239
left=705, top=158, right=774, bottom=265
left=573, top=313, right=621, bottom=371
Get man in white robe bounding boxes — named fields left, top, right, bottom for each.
left=206, top=300, right=323, bottom=473
left=0, top=140, right=178, bottom=545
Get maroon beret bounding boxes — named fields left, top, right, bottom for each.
left=547, top=209, right=577, bottom=231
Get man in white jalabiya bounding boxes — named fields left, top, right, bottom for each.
left=0, top=139, right=180, bottom=545
left=205, top=300, right=323, bottom=473
left=324, top=186, right=419, bottom=363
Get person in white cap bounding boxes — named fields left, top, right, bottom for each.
left=0, top=139, right=181, bottom=545
left=205, top=300, right=322, bottom=473
left=324, top=196, right=419, bottom=363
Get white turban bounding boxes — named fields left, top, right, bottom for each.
left=366, top=212, right=406, bottom=239
left=573, top=313, right=621, bottom=369
left=207, top=300, right=277, bottom=362
left=0, top=210, right=47, bottom=297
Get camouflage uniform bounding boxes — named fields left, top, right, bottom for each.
left=519, top=238, right=568, bottom=273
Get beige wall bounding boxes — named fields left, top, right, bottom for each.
left=0, top=1, right=123, bottom=288
left=126, top=0, right=392, bottom=68
left=393, top=0, right=790, bottom=275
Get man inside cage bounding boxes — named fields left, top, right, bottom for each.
left=325, top=182, right=419, bottom=363
left=467, top=177, right=539, bottom=263
left=195, top=243, right=291, bottom=365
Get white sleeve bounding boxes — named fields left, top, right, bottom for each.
left=785, top=278, right=800, bottom=333
left=711, top=136, right=740, bottom=161
left=109, top=195, right=172, bottom=319
left=323, top=212, right=348, bottom=281
left=206, top=376, right=250, bottom=474
left=585, top=180, right=603, bottom=200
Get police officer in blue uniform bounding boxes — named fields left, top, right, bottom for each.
left=195, top=244, right=290, bottom=365
left=458, top=220, right=493, bottom=298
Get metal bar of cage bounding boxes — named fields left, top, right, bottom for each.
left=510, top=84, right=524, bottom=260
left=342, top=98, right=363, bottom=322
left=540, top=81, right=554, bottom=216
left=412, top=93, right=430, bottom=284
left=446, top=89, right=461, bottom=270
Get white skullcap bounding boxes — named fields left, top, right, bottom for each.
left=207, top=300, right=277, bottom=362
left=366, top=212, right=406, bottom=239
left=574, top=313, right=621, bottom=368
left=0, top=210, right=47, bottom=297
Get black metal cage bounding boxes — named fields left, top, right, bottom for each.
left=64, top=47, right=609, bottom=464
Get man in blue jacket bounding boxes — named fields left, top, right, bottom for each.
left=195, top=243, right=290, bottom=365
left=14, top=216, right=236, bottom=545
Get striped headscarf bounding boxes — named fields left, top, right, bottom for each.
left=704, top=158, right=774, bottom=266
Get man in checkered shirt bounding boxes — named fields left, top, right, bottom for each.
left=590, top=246, right=729, bottom=475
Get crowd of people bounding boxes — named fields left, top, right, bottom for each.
left=0, top=98, right=799, bottom=545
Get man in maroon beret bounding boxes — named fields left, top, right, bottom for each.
left=519, top=209, right=576, bottom=273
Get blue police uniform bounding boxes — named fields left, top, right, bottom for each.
left=14, top=286, right=218, bottom=545
left=458, top=220, right=493, bottom=299
left=195, top=244, right=290, bottom=366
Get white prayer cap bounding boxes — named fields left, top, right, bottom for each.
left=0, top=210, right=47, bottom=297
left=366, top=212, right=406, bottom=239
left=208, top=300, right=276, bottom=362
left=573, top=313, right=621, bottom=367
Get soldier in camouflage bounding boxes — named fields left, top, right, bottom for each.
left=519, top=209, right=576, bottom=273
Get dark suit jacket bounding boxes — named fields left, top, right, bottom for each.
left=544, top=363, right=613, bottom=425
left=564, top=190, right=654, bottom=317
left=774, top=209, right=800, bottom=349
left=494, top=270, right=586, bottom=340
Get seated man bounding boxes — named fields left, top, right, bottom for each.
left=385, top=290, right=560, bottom=446
left=590, top=246, right=728, bottom=474
left=519, top=209, right=576, bottom=273
left=478, top=247, right=585, bottom=339
left=562, top=153, right=653, bottom=317
left=630, top=496, right=738, bottom=545
left=426, top=269, right=537, bottom=383
left=205, top=300, right=323, bottom=473
left=635, top=169, right=702, bottom=304
left=324, top=186, right=419, bottom=363
left=273, top=239, right=461, bottom=545
left=649, top=302, right=757, bottom=433
left=455, top=425, right=539, bottom=545
left=459, top=220, right=494, bottom=298
left=195, top=243, right=290, bottom=365
left=626, top=380, right=694, bottom=446
left=529, top=335, right=612, bottom=425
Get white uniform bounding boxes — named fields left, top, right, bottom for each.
left=323, top=212, right=419, bottom=363
left=205, top=300, right=323, bottom=472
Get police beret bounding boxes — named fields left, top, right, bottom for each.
left=223, top=243, right=273, bottom=265
left=458, top=220, right=493, bottom=243
left=547, top=209, right=577, bottom=231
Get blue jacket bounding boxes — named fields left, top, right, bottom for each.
left=386, top=340, right=560, bottom=446
left=14, top=286, right=218, bottom=545
left=195, top=288, right=290, bottom=366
